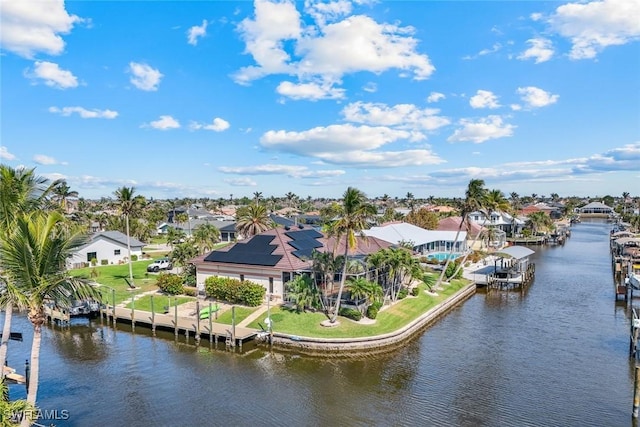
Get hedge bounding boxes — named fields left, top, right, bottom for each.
left=204, top=276, right=265, bottom=307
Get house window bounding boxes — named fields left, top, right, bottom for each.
left=87, top=252, right=97, bottom=262
left=114, top=249, right=121, bottom=256
left=240, top=274, right=244, bottom=282
left=282, top=272, right=291, bottom=284
left=269, top=278, right=274, bottom=294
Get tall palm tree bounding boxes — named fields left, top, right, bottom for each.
left=51, top=180, right=78, bottom=213
left=0, top=212, right=98, bottom=409
left=235, top=204, right=272, bottom=238
left=285, top=192, right=297, bottom=209
left=436, top=179, right=486, bottom=288
left=326, top=187, right=377, bottom=323
left=0, top=166, right=56, bottom=378
left=114, top=186, right=140, bottom=284
left=192, top=223, right=220, bottom=254
left=253, top=191, right=263, bottom=205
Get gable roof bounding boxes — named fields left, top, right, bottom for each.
left=496, top=245, right=535, bottom=259
left=91, top=231, right=145, bottom=248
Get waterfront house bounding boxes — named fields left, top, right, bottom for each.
left=193, top=225, right=391, bottom=300
left=67, top=230, right=145, bottom=269
left=363, top=222, right=468, bottom=255
left=578, top=201, right=614, bottom=217
left=467, top=210, right=524, bottom=241
left=437, top=216, right=485, bottom=250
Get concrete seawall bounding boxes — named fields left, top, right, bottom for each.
left=270, top=283, right=477, bottom=357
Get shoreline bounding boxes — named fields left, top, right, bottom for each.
left=266, top=282, right=477, bottom=357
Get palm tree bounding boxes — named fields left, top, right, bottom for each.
left=0, top=211, right=98, bottom=408
left=253, top=191, right=263, bottom=205
left=326, top=187, right=377, bottom=323
left=235, top=204, right=272, bottom=238
left=0, top=380, right=35, bottom=426
left=436, top=179, right=486, bottom=287
left=285, top=192, right=297, bottom=209
left=347, top=277, right=382, bottom=312
left=165, top=226, right=186, bottom=250
left=526, top=211, right=553, bottom=235
left=113, top=186, right=140, bottom=284
left=0, top=166, right=56, bottom=378
left=51, top=180, right=78, bottom=213
left=192, top=223, right=220, bottom=254
left=285, top=274, right=319, bottom=313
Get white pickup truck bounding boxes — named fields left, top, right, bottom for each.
left=146, top=258, right=173, bottom=272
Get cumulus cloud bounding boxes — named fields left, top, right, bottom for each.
left=469, top=90, right=500, bottom=109
left=574, top=142, right=640, bottom=173
left=224, top=177, right=257, bottom=186
left=0, top=146, right=16, bottom=160
left=516, top=86, right=559, bottom=108
left=190, top=117, right=230, bottom=131
left=233, top=0, right=434, bottom=100
left=546, top=0, right=640, bottom=60
left=218, top=164, right=345, bottom=178
left=33, top=154, right=60, bottom=165
left=49, top=106, right=118, bottom=119
left=0, top=0, right=82, bottom=58
left=187, top=19, right=208, bottom=45
left=25, top=61, right=78, bottom=89
left=427, top=92, right=445, bottom=103
left=341, top=102, right=450, bottom=131
left=128, top=62, right=163, bottom=91
left=144, top=115, right=180, bottom=130
left=276, top=81, right=345, bottom=100
left=518, top=37, right=554, bottom=63
left=448, top=115, right=515, bottom=144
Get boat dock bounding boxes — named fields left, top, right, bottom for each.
left=2, top=366, right=26, bottom=384
left=85, top=306, right=260, bottom=349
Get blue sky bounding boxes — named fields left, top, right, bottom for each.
left=1, top=0, right=639, bottom=201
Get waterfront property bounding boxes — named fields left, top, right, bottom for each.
left=67, top=230, right=145, bottom=268
left=578, top=201, right=615, bottom=217
left=465, top=245, right=535, bottom=289
left=363, top=222, right=468, bottom=255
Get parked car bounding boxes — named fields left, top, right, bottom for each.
left=146, top=257, right=173, bottom=272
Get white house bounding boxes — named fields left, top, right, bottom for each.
left=363, top=222, right=468, bottom=255
left=68, top=231, right=146, bottom=268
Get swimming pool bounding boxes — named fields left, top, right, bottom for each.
left=426, top=252, right=462, bottom=262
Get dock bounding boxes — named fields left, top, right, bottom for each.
left=2, top=366, right=26, bottom=384
left=59, top=302, right=260, bottom=349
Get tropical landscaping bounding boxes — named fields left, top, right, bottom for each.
left=1, top=164, right=640, bottom=426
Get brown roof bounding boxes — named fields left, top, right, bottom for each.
left=437, top=216, right=484, bottom=237
left=320, top=235, right=393, bottom=256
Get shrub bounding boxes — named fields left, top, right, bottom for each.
left=101, top=259, right=108, bottom=266
left=398, top=288, right=409, bottom=299
left=131, top=254, right=138, bottom=262
left=411, top=286, right=420, bottom=297
left=156, top=273, right=184, bottom=295
left=204, top=276, right=265, bottom=306
left=366, top=304, right=379, bottom=319
left=339, top=307, right=362, bottom=321
left=90, top=258, right=97, bottom=266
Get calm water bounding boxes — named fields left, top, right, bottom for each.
left=4, top=221, right=635, bottom=426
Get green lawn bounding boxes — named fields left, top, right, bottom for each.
left=247, top=280, right=469, bottom=338
left=70, top=261, right=159, bottom=305
left=214, top=306, right=258, bottom=325
left=126, top=294, right=195, bottom=312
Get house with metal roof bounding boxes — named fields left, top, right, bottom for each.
left=363, top=222, right=468, bottom=255
left=578, top=201, right=614, bottom=216
left=67, top=230, right=146, bottom=269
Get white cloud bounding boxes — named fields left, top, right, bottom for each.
left=187, top=19, right=208, bottom=45
left=427, top=92, right=445, bottom=103
left=190, top=117, right=230, bottom=131
left=448, top=115, right=515, bottom=144
left=362, top=82, right=377, bottom=93
left=546, top=0, right=640, bottom=60
left=128, top=62, right=163, bottom=91
left=0, top=0, right=81, bottom=58
left=0, top=146, right=16, bottom=160
left=33, top=154, right=59, bottom=165
left=26, top=61, right=78, bottom=89
left=341, top=101, right=450, bottom=131
left=276, top=80, right=345, bottom=100
left=233, top=1, right=434, bottom=98
left=224, top=177, right=257, bottom=186
left=518, top=37, right=554, bottom=63
left=219, top=164, right=345, bottom=178
left=260, top=123, right=444, bottom=167
left=49, top=106, right=118, bottom=119
left=144, top=115, right=181, bottom=130
left=469, top=90, right=500, bottom=109
left=516, top=86, right=559, bottom=108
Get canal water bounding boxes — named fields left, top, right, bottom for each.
left=3, top=220, right=635, bottom=426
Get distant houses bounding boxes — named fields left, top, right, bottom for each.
left=578, top=201, right=614, bottom=217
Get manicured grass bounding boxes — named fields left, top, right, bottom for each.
left=126, top=294, right=195, bottom=312
left=215, top=306, right=258, bottom=325
left=247, top=280, right=469, bottom=338
left=70, top=261, right=159, bottom=305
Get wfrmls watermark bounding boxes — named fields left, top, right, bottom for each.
left=2, top=408, right=70, bottom=425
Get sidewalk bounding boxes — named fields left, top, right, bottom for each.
left=237, top=304, right=269, bottom=328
